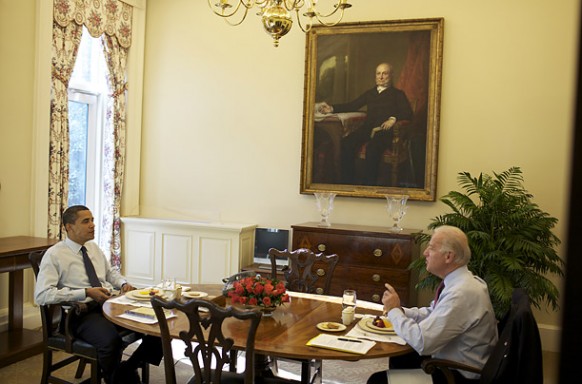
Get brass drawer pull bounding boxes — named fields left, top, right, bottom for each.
left=316, top=268, right=325, bottom=277
left=317, top=244, right=326, bottom=252
left=373, top=249, right=383, bottom=257
left=372, top=294, right=380, bottom=302
left=372, top=274, right=380, bottom=282
left=316, top=287, right=324, bottom=295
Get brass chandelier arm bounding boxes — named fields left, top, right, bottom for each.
left=207, top=0, right=352, bottom=46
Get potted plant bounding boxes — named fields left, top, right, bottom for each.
left=411, top=167, right=564, bottom=318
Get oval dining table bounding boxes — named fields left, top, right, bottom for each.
left=102, top=284, right=412, bottom=382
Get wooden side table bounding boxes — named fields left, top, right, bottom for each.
left=0, top=236, right=58, bottom=368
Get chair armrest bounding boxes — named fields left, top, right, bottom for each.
left=61, top=301, right=91, bottom=352
left=421, top=358, right=482, bottom=384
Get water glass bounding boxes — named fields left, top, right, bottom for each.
left=342, top=289, right=357, bottom=310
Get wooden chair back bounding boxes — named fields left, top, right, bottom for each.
left=268, top=248, right=339, bottom=295
left=151, top=296, right=263, bottom=384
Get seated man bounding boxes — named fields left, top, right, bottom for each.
left=34, top=205, right=163, bottom=384
left=368, top=226, right=498, bottom=384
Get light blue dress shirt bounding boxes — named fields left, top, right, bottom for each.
left=34, top=237, right=127, bottom=305
left=388, top=266, right=498, bottom=379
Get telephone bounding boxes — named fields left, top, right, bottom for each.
left=221, top=271, right=257, bottom=296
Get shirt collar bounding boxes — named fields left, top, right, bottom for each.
left=443, top=265, right=470, bottom=286
left=64, top=237, right=84, bottom=254
left=377, top=86, right=387, bottom=93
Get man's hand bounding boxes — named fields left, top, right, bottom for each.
left=380, top=117, right=397, bottom=130
left=85, top=287, right=112, bottom=303
left=382, top=283, right=402, bottom=313
left=120, top=282, right=134, bottom=293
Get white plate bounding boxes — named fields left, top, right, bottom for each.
left=316, top=322, right=347, bottom=332
left=126, top=289, right=161, bottom=301
left=357, top=317, right=396, bottom=334
left=181, top=291, right=208, bottom=299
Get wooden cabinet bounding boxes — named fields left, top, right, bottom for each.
left=291, top=222, right=420, bottom=306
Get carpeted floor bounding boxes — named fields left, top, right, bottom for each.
left=0, top=337, right=559, bottom=383
left=0, top=339, right=389, bottom=384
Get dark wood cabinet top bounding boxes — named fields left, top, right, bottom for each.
left=291, top=222, right=423, bottom=237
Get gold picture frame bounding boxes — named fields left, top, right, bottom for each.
left=300, top=18, right=444, bottom=201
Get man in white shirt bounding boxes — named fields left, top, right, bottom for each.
left=34, top=205, right=162, bottom=384
left=368, top=225, right=498, bottom=384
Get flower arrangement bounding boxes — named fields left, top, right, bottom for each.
left=227, top=275, right=290, bottom=308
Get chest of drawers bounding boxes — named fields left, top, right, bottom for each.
left=291, top=222, right=420, bottom=306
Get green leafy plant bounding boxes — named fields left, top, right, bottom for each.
left=411, top=167, right=564, bottom=318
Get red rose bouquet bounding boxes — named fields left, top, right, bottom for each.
left=227, top=275, right=290, bottom=308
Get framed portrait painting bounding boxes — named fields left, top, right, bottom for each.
left=300, top=18, right=444, bottom=201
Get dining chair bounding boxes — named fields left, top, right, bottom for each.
left=421, top=288, right=543, bottom=383
left=268, top=248, right=340, bottom=384
left=268, top=247, right=339, bottom=295
left=152, top=295, right=286, bottom=384
left=29, top=250, right=149, bottom=384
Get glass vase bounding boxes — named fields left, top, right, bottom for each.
left=314, top=192, right=336, bottom=227
left=386, top=195, right=409, bottom=232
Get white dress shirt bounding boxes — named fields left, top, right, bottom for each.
left=34, top=237, right=127, bottom=305
left=388, top=266, right=498, bottom=379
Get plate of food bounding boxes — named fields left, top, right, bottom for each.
left=358, top=316, right=396, bottom=334
left=181, top=291, right=208, bottom=299
left=126, top=288, right=161, bottom=301
left=316, top=322, right=347, bottom=332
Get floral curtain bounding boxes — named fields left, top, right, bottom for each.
left=48, top=0, right=133, bottom=267
left=100, top=34, right=129, bottom=267
left=47, top=21, right=83, bottom=239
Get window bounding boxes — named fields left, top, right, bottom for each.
left=68, top=27, right=109, bottom=243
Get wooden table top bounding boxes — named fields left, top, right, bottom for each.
left=0, top=236, right=58, bottom=257
left=102, top=284, right=412, bottom=362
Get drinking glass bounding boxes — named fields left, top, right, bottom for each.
left=162, top=277, right=176, bottom=300
left=342, top=289, right=357, bottom=310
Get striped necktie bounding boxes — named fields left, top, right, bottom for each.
left=81, top=246, right=101, bottom=287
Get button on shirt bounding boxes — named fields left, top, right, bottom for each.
left=387, top=266, right=498, bottom=379
left=34, top=238, right=126, bottom=305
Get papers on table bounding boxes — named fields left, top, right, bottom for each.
left=306, top=334, right=376, bottom=355
left=118, top=307, right=176, bottom=324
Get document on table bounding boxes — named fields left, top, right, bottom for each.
left=118, top=307, right=176, bottom=324
left=306, top=334, right=376, bottom=355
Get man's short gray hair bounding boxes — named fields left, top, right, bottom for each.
left=434, top=225, right=471, bottom=265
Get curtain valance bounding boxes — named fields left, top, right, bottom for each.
left=53, top=0, right=133, bottom=48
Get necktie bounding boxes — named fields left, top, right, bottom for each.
left=81, top=246, right=101, bottom=287
left=434, top=280, right=445, bottom=306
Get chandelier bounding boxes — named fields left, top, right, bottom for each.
left=207, top=0, right=352, bottom=47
